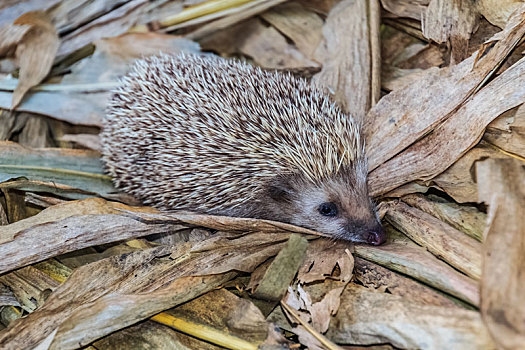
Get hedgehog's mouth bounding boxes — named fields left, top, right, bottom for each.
left=338, top=223, right=387, bottom=245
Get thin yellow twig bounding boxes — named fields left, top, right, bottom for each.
left=151, top=311, right=258, bottom=350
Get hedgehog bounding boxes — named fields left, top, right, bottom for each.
left=100, top=53, right=386, bottom=245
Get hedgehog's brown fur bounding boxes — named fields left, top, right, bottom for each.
left=101, top=53, right=385, bottom=245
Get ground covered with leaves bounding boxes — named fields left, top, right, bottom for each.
left=0, top=0, right=524, bottom=349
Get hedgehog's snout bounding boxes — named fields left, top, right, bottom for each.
left=365, top=225, right=387, bottom=246
left=341, top=220, right=386, bottom=245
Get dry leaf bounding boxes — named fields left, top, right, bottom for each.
left=366, top=8, right=525, bottom=172
left=381, top=0, right=429, bottom=20
left=326, top=284, right=494, bottom=349
left=386, top=201, right=482, bottom=279
left=369, top=52, right=525, bottom=196
left=313, top=0, right=371, bottom=121
left=422, top=0, right=479, bottom=63
left=484, top=104, right=525, bottom=159
left=0, top=24, right=31, bottom=57
left=310, top=286, right=344, bottom=333
left=477, top=159, right=525, bottom=349
left=354, top=236, right=480, bottom=306
left=56, top=0, right=148, bottom=60
left=297, top=239, right=354, bottom=284
left=92, top=320, right=213, bottom=350
left=354, top=257, right=458, bottom=307
left=261, top=2, right=324, bottom=59
left=476, top=0, right=524, bottom=28
left=11, top=11, right=59, bottom=109
left=431, top=141, right=516, bottom=203
left=185, top=0, right=286, bottom=41
left=401, top=194, right=486, bottom=241
left=162, top=289, right=269, bottom=347
left=0, top=198, right=174, bottom=274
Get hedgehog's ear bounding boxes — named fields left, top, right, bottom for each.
left=267, top=176, right=293, bottom=202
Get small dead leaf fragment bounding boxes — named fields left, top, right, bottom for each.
left=310, top=287, right=344, bottom=333
left=11, top=11, right=59, bottom=109
left=422, top=0, right=479, bottom=63
left=297, top=239, right=354, bottom=284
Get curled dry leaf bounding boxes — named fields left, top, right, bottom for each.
left=9, top=11, right=59, bottom=109
left=296, top=239, right=354, bottom=284
left=477, top=159, right=525, bottom=349
left=310, top=286, right=344, bottom=333
left=260, top=2, right=324, bottom=60
left=380, top=0, right=429, bottom=20
left=429, top=141, right=515, bottom=203
left=484, top=103, right=525, bottom=159
left=56, top=0, right=148, bottom=60
left=326, top=284, right=494, bottom=349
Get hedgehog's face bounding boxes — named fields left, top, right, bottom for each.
left=267, top=168, right=386, bottom=245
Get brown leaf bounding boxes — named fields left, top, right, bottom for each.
left=56, top=0, right=148, bottom=60
left=476, top=0, right=524, bottom=28
left=296, top=239, right=354, bottom=284
left=11, top=11, right=59, bottom=109
left=430, top=142, right=514, bottom=203
left=381, top=0, right=429, bottom=20
left=401, top=193, right=486, bottom=241
left=422, top=0, right=479, bottom=63
left=477, top=159, right=525, bottom=349
left=0, top=24, right=31, bottom=57
left=313, top=0, right=372, bottom=121
left=161, top=289, right=269, bottom=347
left=484, top=104, right=525, bottom=159
left=310, top=286, right=344, bottom=333
left=261, top=2, right=324, bottom=60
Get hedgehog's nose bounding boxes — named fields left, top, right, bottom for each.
left=366, top=226, right=386, bottom=246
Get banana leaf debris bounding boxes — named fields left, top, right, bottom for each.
left=0, top=0, right=524, bottom=349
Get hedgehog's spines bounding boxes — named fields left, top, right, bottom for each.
left=101, top=53, right=365, bottom=214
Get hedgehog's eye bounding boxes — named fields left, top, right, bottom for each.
left=318, top=202, right=338, bottom=217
